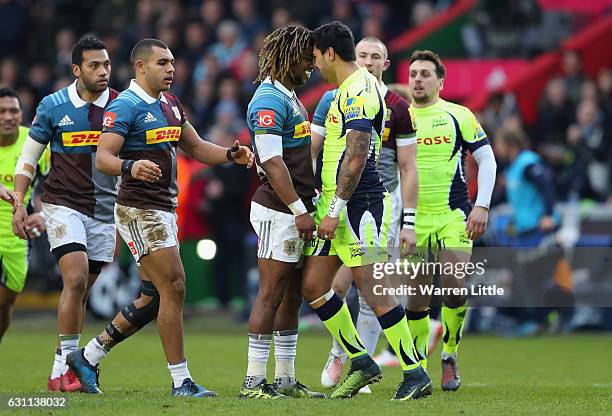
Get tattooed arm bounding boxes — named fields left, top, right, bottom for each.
left=335, top=129, right=371, bottom=199
left=318, top=129, right=371, bottom=240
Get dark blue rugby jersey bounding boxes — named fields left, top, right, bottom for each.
left=28, top=80, right=118, bottom=223
left=102, top=80, right=186, bottom=212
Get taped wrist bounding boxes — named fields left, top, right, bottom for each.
left=121, top=160, right=136, bottom=177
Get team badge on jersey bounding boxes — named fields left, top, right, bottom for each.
left=257, top=110, right=275, bottom=127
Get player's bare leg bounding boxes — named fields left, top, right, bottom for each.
left=139, top=247, right=186, bottom=364
left=0, top=285, right=18, bottom=342
left=50, top=251, right=94, bottom=392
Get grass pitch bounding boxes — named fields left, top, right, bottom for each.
left=1, top=316, right=610, bottom=415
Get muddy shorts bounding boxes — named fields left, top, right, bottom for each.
left=114, top=203, right=179, bottom=262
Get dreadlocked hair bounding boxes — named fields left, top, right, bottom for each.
left=256, top=25, right=313, bottom=83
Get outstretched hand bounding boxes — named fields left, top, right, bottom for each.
left=230, top=140, right=255, bottom=168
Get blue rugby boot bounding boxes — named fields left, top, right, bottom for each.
left=66, top=349, right=102, bottom=394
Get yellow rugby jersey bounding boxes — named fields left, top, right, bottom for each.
left=321, top=67, right=387, bottom=198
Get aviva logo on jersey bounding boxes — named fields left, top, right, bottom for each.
left=344, top=96, right=365, bottom=121
left=146, top=127, right=181, bottom=144
left=62, top=131, right=100, bottom=146
left=293, top=121, right=311, bottom=139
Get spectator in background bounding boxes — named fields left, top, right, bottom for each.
left=566, top=98, right=610, bottom=200
left=170, top=58, right=192, bottom=101
left=54, top=29, right=75, bottom=78
left=561, top=49, right=587, bottom=106
left=481, top=92, right=518, bottom=134
left=536, top=77, right=575, bottom=148
left=191, top=79, right=216, bottom=132
left=597, top=68, right=612, bottom=113
left=271, top=7, right=292, bottom=30
left=232, top=0, right=267, bottom=42
left=203, top=125, right=250, bottom=307
left=200, top=0, right=225, bottom=37
left=183, top=21, right=209, bottom=66
left=0, top=58, right=19, bottom=90
left=210, top=20, right=247, bottom=70
left=493, top=128, right=558, bottom=246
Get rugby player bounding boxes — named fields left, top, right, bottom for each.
left=12, top=36, right=118, bottom=392
left=0, top=88, right=48, bottom=342
left=302, top=22, right=432, bottom=400
left=240, top=26, right=324, bottom=399
left=316, top=37, right=419, bottom=392
left=405, top=50, right=496, bottom=391
left=67, top=38, right=253, bottom=397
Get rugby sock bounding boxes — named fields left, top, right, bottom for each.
left=51, top=348, right=63, bottom=379
left=406, top=309, right=430, bottom=369
left=244, top=333, right=271, bottom=388
left=168, top=359, right=192, bottom=388
left=442, top=302, right=467, bottom=358
left=59, top=334, right=80, bottom=374
left=329, top=293, right=348, bottom=363
left=273, top=329, right=297, bottom=388
left=83, top=337, right=108, bottom=366
left=378, top=305, right=419, bottom=371
left=311, top=291, right=366, bottom=360
left=356, top=294, right=382, bottom=356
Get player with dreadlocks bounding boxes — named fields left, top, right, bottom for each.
left=239, top=25, right=324, bottom=399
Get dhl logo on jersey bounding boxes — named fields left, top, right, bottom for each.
left=145, top=127, right=182, bottom=144
left=62, top=131, right=101, bottom=147
left=293, top=121, right=311, bottom=139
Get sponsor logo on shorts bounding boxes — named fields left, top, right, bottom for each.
left=348, top=241, right=366, bottom=258
left=62, top=131, right=101, bottom=147
left=145, top=127, right=182, bottom=144
left=293, top=121, right=311, bottom=139
left=257, top=110, right=275, bottom=127
left=128, top=241, right=138, bottom=255
left=103, top=112, right=117, bottom=128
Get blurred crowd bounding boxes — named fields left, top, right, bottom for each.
left=480, top=49, right=612, bottom=210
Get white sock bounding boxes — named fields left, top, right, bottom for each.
left=51, top=348, right=63, bottom=379
left=168, top=360, right=192, bottom=388
left=83, top=337, right=108, bottom=367
left=244, top=333, right=271, bottom=388
left=59, top=334, right=80, bottom=375
left=274, top=330, right=297, bottom=388
left=356, top=294, right=382, bottom=356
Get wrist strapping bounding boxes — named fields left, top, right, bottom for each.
left=121, top=160, right=136, bottom=177
left=327, top=195, right=347, bottom=218
left=288, top=199, right=308, bottom=216
left=402, top=208, right=416, bottom=229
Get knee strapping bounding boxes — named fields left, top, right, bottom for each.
left=120, top=282, right=160, bottom=328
